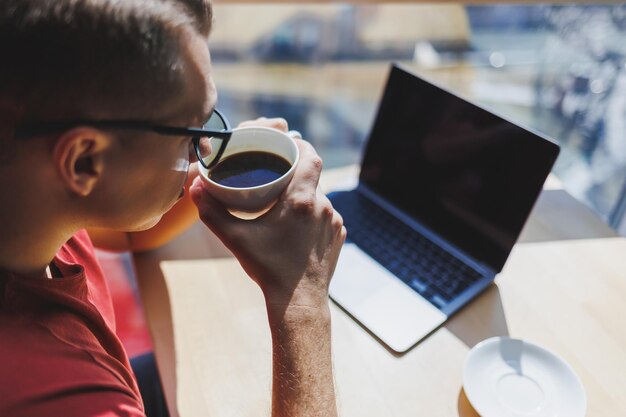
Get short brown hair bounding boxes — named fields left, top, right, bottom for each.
left=0, top=0, right=212, bottom=134
left=176, top=0, right=214, bottom=35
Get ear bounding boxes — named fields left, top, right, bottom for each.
left=52, top=127, right=113, bottom=197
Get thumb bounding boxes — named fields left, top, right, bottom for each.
left=189, top=177, right=242, bottom=236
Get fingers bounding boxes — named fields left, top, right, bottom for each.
left=317, top=190, right=347, bottom=280
left=283, top=139, right=323, bottom=201
left=237, top=117, right=289, bottom=132
left=189, top=177, right=243, bottom=240
left=331, top=207, right=345, bottom=237
left=318, top=190, right=345, bottom=238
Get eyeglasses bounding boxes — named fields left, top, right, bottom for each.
left=13, top=108, right=233, bottom=169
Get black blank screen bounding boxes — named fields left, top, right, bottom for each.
left=360, top=65, right=559, bottom=272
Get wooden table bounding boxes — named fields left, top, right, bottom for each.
left=135, top=166, right=626, bottom=417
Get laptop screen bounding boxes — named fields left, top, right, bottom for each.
left=359, top=65, right=559, bottom=272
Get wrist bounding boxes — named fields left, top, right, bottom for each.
left=262, top=277, right=330, bottom=315
left=266, top=299, right=331, bottom=329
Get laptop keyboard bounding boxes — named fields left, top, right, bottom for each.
left=331, top=192, right=483, bottom=309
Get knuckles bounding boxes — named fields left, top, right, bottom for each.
left=321, top=204, right=335, bottom=219
left=310, top=156, right=323, bottom=171
left=298, top=140, right=320, bottom=161
left=331, top=211, right=344, bottom=230
left=286, top=194, right=338, bottom=223
left=289, top=195, right=317, bottom=216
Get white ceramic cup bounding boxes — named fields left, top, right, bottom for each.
left=198, top=126, right=299, bottom=216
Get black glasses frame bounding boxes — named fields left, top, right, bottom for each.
left=13, top=108, right=233, bottom=169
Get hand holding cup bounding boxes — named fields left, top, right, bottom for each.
left=191, top=136, right=346, bottom=310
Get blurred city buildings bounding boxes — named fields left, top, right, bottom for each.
left=207, top=4, right=626, bottom=234
left=209, top=5, right=470, bottom=63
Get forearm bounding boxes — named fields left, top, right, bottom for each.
left=268, top=304, right=337, bottom=417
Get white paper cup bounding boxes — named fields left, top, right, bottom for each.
left=198, top=126, right=299, bottom=216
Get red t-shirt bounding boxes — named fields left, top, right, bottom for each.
left=0, top=230, right=145, bottom=417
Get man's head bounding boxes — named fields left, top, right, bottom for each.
left=0, top=0, right=217, bottom=233
left=0, top=0, right=214, bottom=128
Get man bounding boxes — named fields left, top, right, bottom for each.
left=0, top=1, right=345, bottom=416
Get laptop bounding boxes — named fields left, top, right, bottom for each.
left=328, top=64, right=560, bottom=353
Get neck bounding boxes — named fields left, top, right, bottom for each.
left=0, top=222, right=74, bottom=279
left=0, top=188, right=75, bottom=279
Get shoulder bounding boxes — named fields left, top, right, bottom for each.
left=0, top=313, right=145, bottom=417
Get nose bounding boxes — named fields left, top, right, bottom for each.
left=188, top=143, right=198, bottom=163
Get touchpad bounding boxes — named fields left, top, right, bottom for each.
left=329, top=243, right=447, bottom=353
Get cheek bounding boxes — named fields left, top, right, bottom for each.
left=170, top=141, right=192, bottom=173
left=171, top=156, right=190, bottom=173
left=162, top=143, right=192, bottom=194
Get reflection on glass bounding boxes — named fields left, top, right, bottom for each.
left=209, top=4, right=626, bottom=231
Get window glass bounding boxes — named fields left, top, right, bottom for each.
left=209, top=4, right=626, bottom=230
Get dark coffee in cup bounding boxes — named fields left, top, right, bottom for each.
left=209, top=151, right=292, bottom=188
left=198, top=126, right=299, bottom=216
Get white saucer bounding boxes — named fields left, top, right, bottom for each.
left=463, top=337, right=586, bottom=417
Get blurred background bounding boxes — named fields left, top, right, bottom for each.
left=108, top=3, right=626, bottom=358
left=207, top=3, right=626, bottom=235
